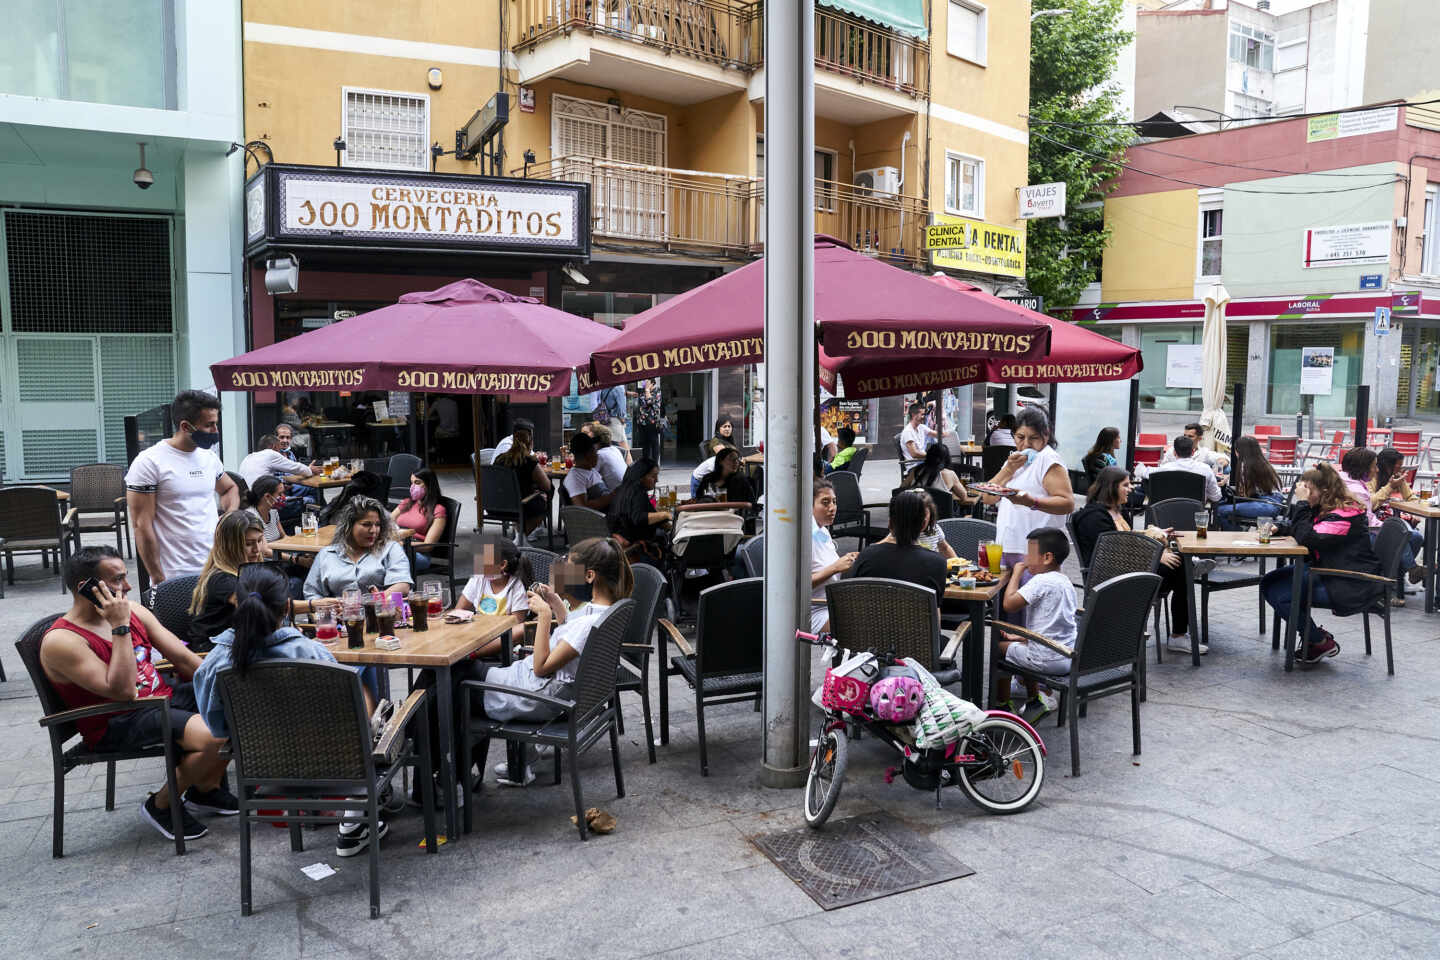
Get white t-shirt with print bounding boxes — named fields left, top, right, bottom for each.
left=462, top=573, right=530, bottom=617
left=563, top=464, right=607, bottom=500
left=1018, top=570, right=1078, bottom=666
left=125, top=441, right=224, bottom=579
left=900, top=422, right=932, bottom=468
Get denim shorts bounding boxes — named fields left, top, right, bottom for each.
left=95, top=682, right=199, bottom=751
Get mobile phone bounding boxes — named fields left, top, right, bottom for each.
left=78, top=577, right=104, bottom=609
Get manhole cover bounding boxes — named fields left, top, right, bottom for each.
left=750, top=813, right=974, bottom=910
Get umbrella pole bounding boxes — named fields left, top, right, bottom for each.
left=473, top=395, right=484, bottom=534
left=421, top=392, right=430, bottom=468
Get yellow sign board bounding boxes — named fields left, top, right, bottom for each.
left=927, top=215, right=1026, bottom=278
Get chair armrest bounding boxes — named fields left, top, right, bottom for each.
left=860, top=502, right=889, bottom=510
left=38, top=695, right=170, bottom=728
left=1308, top=567, right=1396, bottom=585
left=940, top=622, right=970, bottom=662
left=983, top=619, right=1074, bottom=658
left=621, top=643, right=653, bottom=654
left=458, top=678, right=574, bottom=713
left=657, top=618, right=693, bottom=656
left=373, top=688, right=428, bottom=761
left=61, top=507, right=78, bottom=527
left=676, top=501, right=748, bottom=513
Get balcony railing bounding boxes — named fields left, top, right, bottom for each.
left=753, top=177, right=929, bottom=269
left=512, top=0, right=755, bottom=69
left=529, top=156, right=755, bottom=254
left=747, top=5, right=930, bottom=98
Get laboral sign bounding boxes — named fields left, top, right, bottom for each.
left=1302, top=222, right=1390, bottom=268
left=926, top=214, right=1026, bottom=278
left=243, top=164, right=590, bottom=259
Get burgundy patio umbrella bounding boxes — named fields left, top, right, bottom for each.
left=588, top=237, right=1051, bottom=388
left=212, top=279, right=616, bottom=398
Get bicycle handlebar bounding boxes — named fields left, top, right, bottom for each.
left=795, top=629, right=835, bottom=648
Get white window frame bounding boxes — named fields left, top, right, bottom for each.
left=814, top=147, right=838, bottom=213
left=1423, top=184, right=1439, bottom=276
left=1197, top=188, right=1224, bottom=282
left=341, top=86, right=431, bottom=172
left=946, top=0, right=988, bottom=67
left=944, top=151, right=984, bottom=219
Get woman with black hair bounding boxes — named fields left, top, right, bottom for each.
left=1081, top=427, right=1121, bottom=487
left=703, top=416, right=738, bottom=458
left=191, top=564, right=386, bottom=857
left=695, top=447, right=756, bottom=505
left=244, top=474, right=286, bottom=543
left=607, top=458, right=671, bottom=560
left=390, top=468, right=447, bottom=572
left=1215, top=435, right=1284, bottom=530
left=851, top=488, right=947, bottom=602
left=903, top=443, right=975, bottom=512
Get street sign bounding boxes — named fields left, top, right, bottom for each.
left=1001, top=294, right=1045, bottom=313
left=1375, top=305, right=1392, bottom=335
left=1359, top=274, right=1383, bottom=289
left=1018, top=182, right=1066, bottom=220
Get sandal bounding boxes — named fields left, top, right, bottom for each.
left=1390, top=595, right=1406, bottom=607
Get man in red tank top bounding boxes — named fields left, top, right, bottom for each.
left=41, top=546, right=233, bottom=842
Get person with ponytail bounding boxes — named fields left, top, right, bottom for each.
left=192, top=565, right=387, bottom=857
left=244, top=474, right=286, bottom=544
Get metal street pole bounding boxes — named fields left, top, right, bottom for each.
left=761, top=0, right=814, bottom=788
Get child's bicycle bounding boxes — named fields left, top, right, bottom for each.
left=797, top=629, right=1046, bottom=827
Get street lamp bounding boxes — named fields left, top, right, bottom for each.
left=1031, top=7, right=1070, bottom=22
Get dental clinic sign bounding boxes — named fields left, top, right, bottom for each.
left=243, top=164, right=590, bottom=259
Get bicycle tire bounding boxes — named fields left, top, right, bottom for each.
left=956, top=716, right=1044, bottom=814
left=803, top=727, right=848, bottom=828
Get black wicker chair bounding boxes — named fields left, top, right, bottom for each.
left=0, top=486, right=80, bottom=592
left=519, top=547, right=562, bottom=589
left=217, top=661, right=436, bottom=918
left=415, top=495, right=463, bottom=597
left=1149, top=497, right=1268, bottom=645
left=893, top=432, right=906, bottom=483
left=828, top=471, right=885, bottom=548
left=460, top=599, right=634, bottom=839
left=738, top=535, right=764, bottom=577
left=560, top=505, right=611, bottom=545
left=69, top=464, right=131, bottom=557
left=845, top=446, right=870, bottom=477
left=363, top=456, right=391, bottom=478
left=614, top=564, right=666, bottom=763
left=14, top=613, right=187, bottom=857
left=1081, top=530, right=1166, bottom=698
left=1301, top=516, right=1406, bottom=674
left=1146, top=470, right=1207, bottom=505
left=937, top=517, right=996, bottom=567
left=148, top=574, right=200, bottom=645
left=481, top=465, right=552, bottom=545
left=994, top=571, right=1161, bottom=776
left=386, top=454, right=422, bottom=504
left=826, top=577, right=961, bottom=681
left=658, top=579, right=762, bottom=775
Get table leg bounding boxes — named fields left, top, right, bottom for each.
left=1183, top=554, right=1201, bottom=667
left=435, top=664, right=457, bottom=840
left=1283, top=557, right=1305, bottom=672
left=964, top=599, right=986, bottom=708
left=1424, top=517, right=1437, bottom=615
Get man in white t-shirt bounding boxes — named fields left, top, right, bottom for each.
left=1159, top=422, right=1227, bottom=474
left=126, top=390, right=240, bottom=584
left=899, top=402, right=933, bottom=471
left=561, top=431, right=614, bottom=511
left=239, top=434, right=313, bottom=488
left=582, top=421, right=627, bottom=491
left=995, top=528, right=1077, bottom=719
left=1147, top=434, right=1223, bottom=504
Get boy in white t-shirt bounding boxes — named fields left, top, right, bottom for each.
left=994, top=527, right=1076, bottom=720
left=561, top=431, right=614, bottom=511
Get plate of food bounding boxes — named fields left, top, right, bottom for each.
left=970, top=482, right=1019, bottom=498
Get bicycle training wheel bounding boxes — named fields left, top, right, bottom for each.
left=956, top=716, right=1044, bottom=814
left=804, top=727, right=848, bottom=828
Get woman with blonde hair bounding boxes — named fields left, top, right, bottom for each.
left=1261, top=462, right=1383, bottom=663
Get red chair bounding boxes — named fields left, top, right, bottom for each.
left=1392, top=430, right=1422, bottom=457
left=1301, top=430, right=1345, bottom=467
left=1137, top=433, right=1168, bottom=447
left=1133, top=446, right=1164, bottom=467
left=1267, top=436, right=1298, bottom=466
left=1254, top=425, right=1282, bottom=438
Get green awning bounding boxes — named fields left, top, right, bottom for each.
left=819, top=0, right=928, bottom=39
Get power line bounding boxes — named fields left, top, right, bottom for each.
left=1025, top=96, right=1440, bottom=129
left=1031, top=130, right=1405, bottom=196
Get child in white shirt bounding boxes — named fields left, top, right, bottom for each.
left=994, top=527, right=1077, bottom=720
left=457, top=537, right=531, bottom=656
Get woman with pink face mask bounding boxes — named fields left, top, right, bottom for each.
left=390, top=468, right=447, bottom=572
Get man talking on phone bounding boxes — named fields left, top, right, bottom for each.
left=40, top=546, right=233, bottom=842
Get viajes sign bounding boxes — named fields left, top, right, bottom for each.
left=244, top=164, right=589, bottom=259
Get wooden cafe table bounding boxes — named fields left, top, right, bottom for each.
left=1388, top=499, right=1440, bottom=613
left=332, top=613, right=518, bottom=841
left=269, top=524, right=413, bottom=556
left=943, top=571, right=1008, bottom=707
left=1174, top=530, right=1308, bottom=670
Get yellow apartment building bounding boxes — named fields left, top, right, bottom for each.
left=240, top=0, right=1032, bottom=455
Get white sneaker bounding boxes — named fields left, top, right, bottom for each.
left=1166, top=634, right=1209, bottom=655
left=493, top=761, right=536, bottom=787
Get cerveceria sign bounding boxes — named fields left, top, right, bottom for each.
left=244, top=164, right=590, bottom=259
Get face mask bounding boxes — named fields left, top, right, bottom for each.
left=567, top=579, right=594, bottom=604
left=409, top=484, right=425, bottom=501
left=1022, top=447, right=1039, bottom=465
left=186, top=423, right=220, bottom=449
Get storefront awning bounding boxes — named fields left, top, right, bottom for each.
left=819, top=0, right=928, bottom=39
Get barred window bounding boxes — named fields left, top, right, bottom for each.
left=343, top=88, right=429, bottom=171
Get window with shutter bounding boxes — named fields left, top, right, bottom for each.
left=343, top=88, right=430, bottom=171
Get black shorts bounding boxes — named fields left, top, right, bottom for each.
left=95, top=682, right=200, bottom=752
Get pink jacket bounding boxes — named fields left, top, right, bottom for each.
left=1342, top=475, right=1380, bottom=529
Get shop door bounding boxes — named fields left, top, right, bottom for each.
left=553, top=95, right=667, bottom=241
left=7, top=337, right=100, bottom=479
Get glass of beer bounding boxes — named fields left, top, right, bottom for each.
left=301, top=509, right=319, bottom=540
left=1194, top=511, right=1210, bottom=540
left=1256, top=519, right=1275, bottom=545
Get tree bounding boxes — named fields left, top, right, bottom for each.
left=1026, top=0, right=1135, bottom=310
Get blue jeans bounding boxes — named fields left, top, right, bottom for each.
left=412, top=551, right=431, bottom=573
left=1262, top=565, right=1331, bottom=646
left=1369, top=527, right=1423, bottom=570
left=1215, top=494, right=1284, bottom=531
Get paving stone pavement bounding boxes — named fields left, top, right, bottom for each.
left=2, top=468, right=1439, bottom=957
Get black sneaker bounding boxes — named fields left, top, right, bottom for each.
left=140, top=793, right=208, bottom=841
left=183, top=784, right=240, bottom=816
left=335, top=819, right=388, bottom=857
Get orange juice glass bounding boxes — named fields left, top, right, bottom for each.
left=985, top=542, right=1003, bottom=575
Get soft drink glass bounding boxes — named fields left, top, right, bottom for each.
left=315, top=608, right=338, bottom=644
left=1194, top=512, right=1210, bottom=539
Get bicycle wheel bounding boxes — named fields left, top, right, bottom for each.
left=956, top=716, right=1044, bottom=814
left=804, top=727, right=848, bottom=828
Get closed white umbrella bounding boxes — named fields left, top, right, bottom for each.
left=1200, top=282, right=1231, bottom=453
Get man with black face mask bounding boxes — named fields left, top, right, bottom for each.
left=126, top=390, right=240, bottom=583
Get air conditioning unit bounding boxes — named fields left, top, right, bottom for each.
left=853, top=166, right=901, bottom=197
